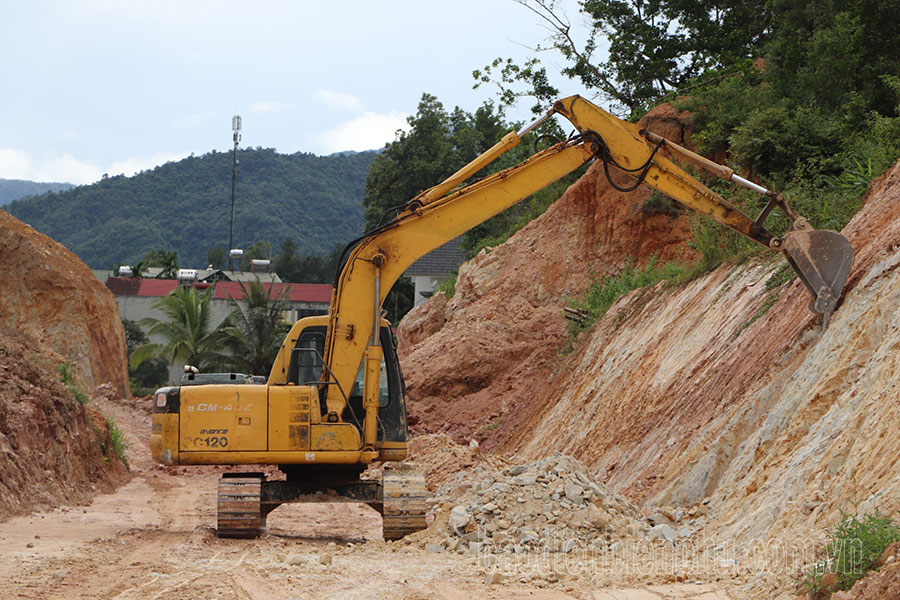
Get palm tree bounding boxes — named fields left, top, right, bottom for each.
left=154, top=251, right=179, bottom=279
left=130, top=285, right=220, bottom=372
left=215, top=279, right=292, bottom=376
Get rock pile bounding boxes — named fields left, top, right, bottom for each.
left=420, top=453, right=647, bottom=554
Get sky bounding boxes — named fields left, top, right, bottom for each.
left=0, top=0, right=592, bottom=185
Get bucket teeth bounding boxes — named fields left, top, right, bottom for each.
left=781, top=229, right=854, bottom=325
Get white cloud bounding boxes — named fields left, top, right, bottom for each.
left=313, top=90, right=366, bottom=113
left=312, top=111, right=409, bottom=154
left=0, top=149, right=34, bottom=180
left=0, top=149, right=100, bottom=184
left=173, top=111, right=218, bottom=130
left=250, top=101, right=291, bottom=113
left=0, top=148, right=185, bottom=185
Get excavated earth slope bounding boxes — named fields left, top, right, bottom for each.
left=0, top=210, right=130, bottom=396
left=0, top=331, right=128, bottom=520
left=399, top=104, right=697, bottom=443
left=0, top=211, right=132, bottom=520
left=508, top=157, right=900, bottom=537
left=399, top=113, right=900, bottom=596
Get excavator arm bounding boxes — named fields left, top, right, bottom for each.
left=320, top=95, right=853, bottom=448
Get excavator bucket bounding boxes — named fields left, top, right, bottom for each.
left=781, top=229, right=854, bottom=327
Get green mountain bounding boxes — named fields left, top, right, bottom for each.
left=5, top=148, right=375, bottom=269
left=0, top=178, right=74, bottom=205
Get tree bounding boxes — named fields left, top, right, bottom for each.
left=361, top=92, right=582, bottom=322
left=240, top=240, right=271, bottom=272
left=361, top=95, right=514, bottom=322
left=476, top=0, right=771, bottom=116
left=273, top=239, right=342, bottom=283
left=207, top=246, right=227, bottom=269
left=137, top=248, right=179, bottom=278
left=214, top=279, right=292, bottom=376
left=130, top=285, right=221, bottom=372
left=122, top=318, right=168, bottom=391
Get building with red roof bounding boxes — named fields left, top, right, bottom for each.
left=106, top=276, right=333, bottom=325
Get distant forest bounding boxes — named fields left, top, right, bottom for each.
left=0, top=178, right=74, bottom=206
left=5, top=149, right=375, bottom=269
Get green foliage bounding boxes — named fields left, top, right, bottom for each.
left=437, top=272, right=457, bottom=298
left=640, top=191, right=680, bottom=218
left=476, top=2, right=900, bottom=277
left=239, top=240, right=271, bottom=271
left=734, top=289, right=781, bottom=339
left=207, top=246, right=227, bottom=270
left=802, top=511, right=900, bottom=596
left=478, top=0, right=771, bottom=116
left=57, top=362, right=89, bottom=405
left=130, top=286, right=220, bottom=371
left=384, top=276, right=414, bottom=326
left=6, top=149, right=375, bottom=269
left=106, top=417, right=130, bottom=469
left=214, top=279, right=292, bottom=376
left=363, top=93, right=577, bottom=322
left=140, top=248, right=179, bottom=278
left=363, top=94, right=509, bottom=231
left=273, top=239, right=341, bottom=283
left=122, top=319, right=168, bottom=393
left=480, top=419, right=501, bottom=433
left=473, top=56, right=562, bottom=115
left=765, top=263, right=795, bottom=290
left=568, top=257, right=685, bottom=335
left=0, top=178, right=74, bottom=205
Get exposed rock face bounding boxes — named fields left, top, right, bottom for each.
left=397, top=105, right=697, bottom=442
left=0, top=210, right=130, bottom=396
left=397, top=292, right=450, bottom=360
left=398, top=99, right=900, bottom=590
left=505, top=157, right=900, bottom=547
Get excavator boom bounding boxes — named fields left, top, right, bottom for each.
left=152, top=94, right=853, bottom=541
left=319, top=96, right=854, bottom=426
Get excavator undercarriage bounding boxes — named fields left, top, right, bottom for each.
left=216, top=469, right=427, bottom=540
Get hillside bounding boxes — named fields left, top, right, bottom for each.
left=0, top=210, right=131, bottom=520
left=4, top=148, right=375, bottom=268
left=0, top=178, right=74, bottom=205
left=398, top=119, right=900, bottom=596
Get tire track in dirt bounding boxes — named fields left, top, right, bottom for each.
left=0, top=397, right=737, bottom=600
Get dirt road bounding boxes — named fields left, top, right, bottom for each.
left=0, top=398, right=735, bottom=600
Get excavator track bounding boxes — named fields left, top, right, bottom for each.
left=382, top=472, right=427, bottom=540
left=217, top=473, right=265, bottom=538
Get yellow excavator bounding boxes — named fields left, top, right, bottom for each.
left=150, top=96, right=853, bottom=539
